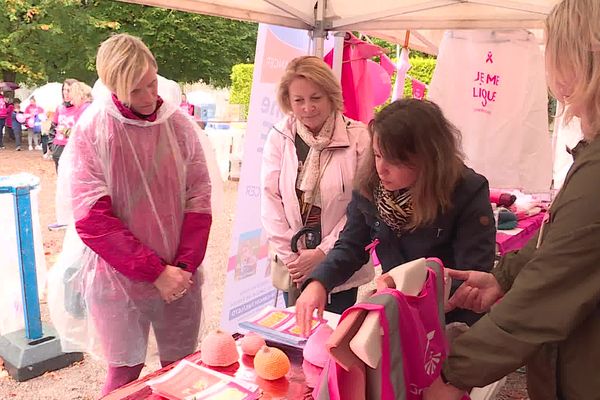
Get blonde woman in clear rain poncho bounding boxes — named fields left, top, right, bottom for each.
left=47, top=34, right=218, bottom=396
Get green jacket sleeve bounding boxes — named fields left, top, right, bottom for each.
left=443, top=157, right=600, bottom=390
left=492, top=230, right=539, bottom=293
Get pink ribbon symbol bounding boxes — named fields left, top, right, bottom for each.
left=486, top=51, right=494, bottom=63
left=365, top=238, right=381, bottom=266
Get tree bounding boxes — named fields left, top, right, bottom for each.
left=0, top=0, right=258, bottom=86
left=0, top=0, right=70, bottom=83
left=91, top=2, right=257, bottom=86
left=36, top=1, right=121, bottom=84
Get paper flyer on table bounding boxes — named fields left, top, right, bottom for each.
left=238, top=306, right=327, bottom=348
left=148, top=360, right=260, bottom=400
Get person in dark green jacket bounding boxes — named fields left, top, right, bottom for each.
left=425, top=1, right=600, bottom=399
left=296, top=99, right=496, bottom=332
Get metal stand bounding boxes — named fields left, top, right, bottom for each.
left=0, top=183, right=83, bottom=382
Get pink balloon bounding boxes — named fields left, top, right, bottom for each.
left=27, top=117, right=35, bottom=128
left=16, top=113, right=26, bottom=123
left=365, top=60, right=392, bottom=106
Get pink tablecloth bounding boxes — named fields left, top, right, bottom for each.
left=495, top=212, right=545, bottom=255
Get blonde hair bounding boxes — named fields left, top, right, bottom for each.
left=277, top=56, right=343, bottom=114
left=96, top=34, right=157, bottom=105
left=70, top=81, right=93, bottom=107
left=356, top=99, right=464, bottom=229
left=546, top=0, right=600, bottom=138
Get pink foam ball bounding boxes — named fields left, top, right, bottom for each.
left=240, top=332, right=266, bottom=356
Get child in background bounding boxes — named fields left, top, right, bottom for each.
left=4, top=100, right=15, bottom=142
left=25, top=96, right=44, bottom=151
left=0, top=92, right=7, bottom=149
left=11, top=101, right=23, bottom=151
left=41, top=111, right=53, bottom=159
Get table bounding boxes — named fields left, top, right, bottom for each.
left=495, top=212, right=545, bottom=255
left=102, top=334, right=314, bottom=400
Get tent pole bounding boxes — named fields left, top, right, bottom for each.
left=332, top=32, right=345, bottom=81
left=404, top=30, right=411, bottom=49
left=312, top=0, right=327, bottom=57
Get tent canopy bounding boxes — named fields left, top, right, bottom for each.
left=119, top=0, right=560, bottom=53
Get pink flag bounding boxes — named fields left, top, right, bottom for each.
left=324, top=33, right=394, bottom=123
left=412, top=78, right=427, bottom=100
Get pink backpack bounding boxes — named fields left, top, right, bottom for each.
left=314, top=258, right=469, bottom=400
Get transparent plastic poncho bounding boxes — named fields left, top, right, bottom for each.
left=48, top=83, right=222, bottom=366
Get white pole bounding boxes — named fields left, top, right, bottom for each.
left=313, top=0, right=327, bottom=57
left=332, top=32, right=345, bottom=82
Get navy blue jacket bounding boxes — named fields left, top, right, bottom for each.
left=308, top=166, right=496, bottom=325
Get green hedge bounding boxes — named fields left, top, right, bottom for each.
left=375, top=56, right=437, bottom=113
left=402, top=57, right=436, bottom=98
left=229, top=64, right=254, bottom=119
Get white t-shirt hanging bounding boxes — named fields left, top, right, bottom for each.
left=428, top=30, right=552, bottom=192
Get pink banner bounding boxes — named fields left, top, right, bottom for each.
left=219, top=24, right=311, bottom=332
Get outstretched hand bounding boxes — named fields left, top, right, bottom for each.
left=445, top=269, right=504, bottom=313
left=295, top=280, right=327, bottom=337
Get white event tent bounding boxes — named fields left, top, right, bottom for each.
left=118, top=0, right=560, bottom=53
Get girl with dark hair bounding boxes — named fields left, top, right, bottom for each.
left=296, top=98, right=496, bottom=332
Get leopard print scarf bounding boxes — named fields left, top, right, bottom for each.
left=373, top=181, right=414, bottom=235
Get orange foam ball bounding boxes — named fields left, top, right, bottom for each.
left=254, top=345, right=290, bottom=380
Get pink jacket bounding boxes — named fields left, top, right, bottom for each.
left=76, top=196, right=211, bottom=282
left=25, top=104, right=45, bottom=118
left=5, top=104, right=13, bottom=127
left=260, top=113, right=374, bottom=293
left=71, top=97, right=212, bottom=283
left=0, top=95, right=6, bottom=118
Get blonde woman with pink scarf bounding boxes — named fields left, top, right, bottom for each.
left=261, top=56, right=374, bottom=313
